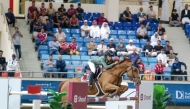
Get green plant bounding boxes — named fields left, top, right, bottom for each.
left=153, top=84, right=175, bottom=109
left=48, top=89, right=73, bottom=109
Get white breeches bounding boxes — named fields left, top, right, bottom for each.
left=88, top=61, right=96, bottom=74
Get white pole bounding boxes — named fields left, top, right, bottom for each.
left=32, top=100, right=41, bottom=109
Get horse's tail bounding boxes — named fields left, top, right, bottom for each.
left=58, top=81, right=66, bottom=93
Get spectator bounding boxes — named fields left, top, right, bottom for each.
left=76, top=11, right=83, bottom=21
left=47, top=3, right=55, bottom=19
left=30, top=10, right=39, bottom=34
left=12, top=27, right=23, bottom=60
left=69, top=38, right=80, bottom=55
left=60, top=14, right=69, bottom=28
left=96, top=13, right=111, bottom=25
left=38, top=2, right=47, bottom=15
left=44, top=19, right=53, bottom=36
left=87, top=37, right=97, bottom=55
left=121, top=7, right=132, bottom=22
left=169, top=9, right=180, bottom=27
left=76, top=3, right=84, bottom=20
left=157, top=49, right=168, bottom=67
left=39, top=12, right=48, bottom=24
left=67, top=4, right=77, bottom=18
left=56, top=55, right=67, bottom=78
left=28, top=1, right=38, bottom=22
left=0, top=50, right=6, bottom=72
left=49, top=36, right=60, bottom=55
left=167, top=50, right=176, bottom=66
left=53, top=12, right=61, bottom=28
left=151, top=32, right=161, bottom=47
left=181, top=4, right=190, bottom=28
left=128, top=49, right=140, bottom=63
left=147, top=6, right=159, bottom=23
left=135, top=58, right=145, bottom=76
left=90, top=20, right=100, bottom=38
left=156, top=24, right=167, bottom=40
left=81, top=20, right=90, bottom=37
left=35, top=28, right=47, bottom=51
left=6, top=8, right=16, bottom=27
left=163, top=40, right=173, bottom=55
left=107, top=38, right=116, bottom=55
left=137, top=7, right=147, bottom=24
left=55, top=27, right=66, bottom=42
left=69, top=14, right=78, bottom=28
left=171, top=57, right=188, bottom=81
left=32, top=18, right=43, bottom=41
left=137, top=24, right=148, bottom=39
left=153, top=40, right=163, bottom=55
left=154, top=60, right=164, bottom=80
left=44, top=54, right=57, bottom=78
left=58, top=4, right=66, bottom=14
left=143, top=40, right=157, bottom=57
left=126, top=39, right=139, bottom=55
left=97, top=40, right=107, bottom=56
left=59, top=38, right=70, bottom=55
left=116, top=39, right=127, bottom=56
left=7, top=54, right=18, bottom=77
left=100, top=22, right=110, bottom=39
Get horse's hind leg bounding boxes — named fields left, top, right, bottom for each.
left=103, top=83, right=120, bottom=97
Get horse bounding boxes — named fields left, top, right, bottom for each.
left=58, top=57, right=141, bottom=101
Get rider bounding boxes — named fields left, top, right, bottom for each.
left=87, top=50, right=118, bottom=87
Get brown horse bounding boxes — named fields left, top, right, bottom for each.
left=59, top=57, right=141, bottom=101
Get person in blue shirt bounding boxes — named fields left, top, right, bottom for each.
left=171, top=57, right=187, bottom=81
left=128, top=49, right=140, bottom=64
left=5, top=8, right=16, bottom=27
left=56, top=55, right=67, bottom=78
left=44, top=19, right=53, bottom=36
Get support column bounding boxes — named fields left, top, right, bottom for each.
left=106, top=0, right=120, bottom=22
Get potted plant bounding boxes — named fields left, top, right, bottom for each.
left=153, top=84, right=175, bottom=109
left=48, top=89, right=73, bottom=109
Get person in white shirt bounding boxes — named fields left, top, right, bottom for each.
left=157, top=49, right=168, bottom=67
left=137, top=24, right=148, bottom=39
left=126, top=39, right=139, bottom=55
left=151, top=32, right=161, bottom=47
left=90, top=20, right=100, bottom=38
left=55, top=27, right=66, bottom=42
left=100, top=22, right=110, bottom=39
left=97, top=40, right=107, bottom=56
left=39, top=12, right=49, bottom=24
left=7, top=54, right=18, bottom=77
left=81, top=20, right=90, bottom=37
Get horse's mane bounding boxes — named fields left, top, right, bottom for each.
left=117, top=57, right=132, bottom=65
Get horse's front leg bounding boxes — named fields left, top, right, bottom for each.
left=103, top=83, right=120, bottom=98
left=118, top=85, right=128, bottom=97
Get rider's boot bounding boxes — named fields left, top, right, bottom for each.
left=88, top=72, right=94, bottom=87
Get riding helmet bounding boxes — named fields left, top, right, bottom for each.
left=105, top=50, right=114, bottom=57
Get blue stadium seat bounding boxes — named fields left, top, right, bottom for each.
left=150, top=23, right=158, bottom=28
left=71, top=55, right=81, bottom=61
left=128, top=35, right=136, bottom=39
left=39, top=51, right=49, bottom=59
left=109, top=26, right=114, bottom=30
left=118, top=30, right=127, bottom=35
left=118, top=35, right=127, bottom=39
left=79, top=47, right=88, bottom=52
left=84, top=12, right=92, bottom=16
left=115, top=27, right=123, bottom=30
left=81, top=56, right=90, bottom=61
left=93, top=16, right=98, bottom=20
left=94, top=38, right=101, bottom=43
left=38, top=45, right=49, bottom=52
left=141, top=57, right=148, bottom=64
left=84, top=16, right=91, bottom=21
left=78, top=21, right=84, bottom=27
left=131, top=14, right=138, bottom=21
left=53, top=55, right=59, bottom=60
left=72, top=34, right=80, bottom=38
left=91, top=56, right=99, bottom=59
left=77, top=43, right=83, bottom=49
left=93, top=12, right=101, bottom=17
left=104, top=39, right=110, bottom=43
left=132, top=27, right=138, bottom=31
left=148, top=57, right=158, bottom=64
left=161, top=40, right=166, bottom=45
left=114, top=39, right=119, bottom=43
left=123, top=39, right=129, bottom=44
left=123, top=26, right=133, bottom=30
left=80, top=52, right=88, bottom=56
left=46, top=36, right=53, bottom=42
left=127, top=31, right=136, bottom=36
left=149, top=63, right=156, bottom=70
left=164, top=67, right=171, bottom=80
left=72, top=61, right=81, bottom=66
left=65, top=33, right=70, bottom=37
left=62, top=55, right=71, bottom=61
left=132, top=39, right=139, bottom=44
left=71, top=29, right=80, bottom=34
left=66, top=37, right=72, bottom=42
left=62, top=28, right=70, bottom=34
left=140, top=39, right=147, bottom=45
left=114, top=22, right=123, bottom=27
left=76, top=37, right=83, bottom=43
left=66, top=65, right=75, bottom=78
left=123, top=22, right=132, bottom=27
left=110, top=35, right=118, bottom=39
left=88, top=21, right=92, bottom=26
left=41, top=54, right=49, bottom=60
left=147, top=31, right=154, bottom=37
left=65, top=61, right=71, bottom=65
left=53, top=28, right=58, bottom=33
left=110, top=30, right=118, bottom=35
left=84, top=37, right=90, bottom=43
left=132, top=22, right=140, bottom=27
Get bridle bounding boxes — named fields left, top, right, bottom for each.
left=126, top=66, right=140, bottom=81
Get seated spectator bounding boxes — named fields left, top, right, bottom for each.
left=58, top=4, right=66, bottom=14
left=87, top=37, right=97, bottom=55
left=90, top=20, right=100, bottom=38
left=128, top=49, right=140, bottom=63
left=69, top=38, right=80, bottom=55
left=39, top=12, right=48, bottom=24
left=163, top=40, right=178, bottom=55
left=121, top=7, right=132, bottom=22
left=32, top=18, right=43, bottom=41
left=67, top=4, right=77, bottom=18
left=69, top=14, right=78, bottom=28
left=81, top=20, right=90, bottom=37
left=167, top=50, right=176, bottom=66
left=126, top=40, right=139, bottom=55
left=56, top=55, right=67, bottom=78
left=154, top=60, right=164, bottom=80
left=30, top=10, right=39, bottom=34
left=107, top=38, right=116, bottom=55
left=28, top=1, right=38, bottom=24
left=135, top=58, right=145, bottom=76
left=100, top=22, right=110, bottom=39
left=151, top=32, right=161, bottom=47
left=53, top=12, right=61, bottom=28
left=76, top=3, right=84, bottom=20
left=35, top=28, right=47, bottom=51
left=116, top=39, right=127, bottom=56
left=137, top=7, right=147, bottom=24
left=169, top=9, right=180, bottom=27
left=7, top=54, right=18, bottom=77
left=44, top=54, right=57, bottom=78
left=59, top=38, right=70, bottom=55
left=38, top=2, right=47, bottom=15
left=143, top=40, right=157, bottom=57
left=47, top=3, right=55, bottom=19
left=55, top=27, right=66, bottom=42
left=153, top=40, right=163, bottom=55
left=0, top=50, right=6, bottom=73
left=60, top=14, right=69, bottom=28
left=157, top=49, right=168, bottom=67
left=147, top=6, right=159, bottom=23
left=44, top=19, right=53, bottom=36
left=137, top=24, right=148, bottom=39
left=97, top=40, right=107, bottom=56
left=156, top=24, right=167, bottom=40
left=171, top=57, right=187, bottom=81
left=181, top=4, right=190, bottom=28
left=96, top=13, right=111, bottom=25
left=5, top=8, right=16, bottom=27
left=76, top=11, right=83, bottom=21
left=49, top=36, right=60, bottom=55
